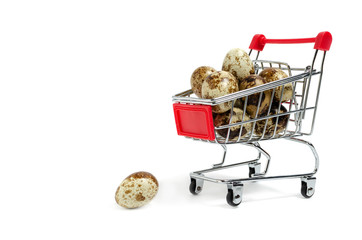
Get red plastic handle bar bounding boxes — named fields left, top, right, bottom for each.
left=249, top=31, right=332, bottom=51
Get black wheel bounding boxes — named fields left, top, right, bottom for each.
left=189, top=178, right=199, bottom=195
left=226, top=189, right=241, bottom=206
left=301, top=181, right=314, bottom=198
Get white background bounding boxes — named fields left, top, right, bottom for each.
left=1, top=0, right=361, bottom=239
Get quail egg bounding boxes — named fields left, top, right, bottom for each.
left=259, top=68, right=293, bottom=103
left=214, top=107, right=252, bottom=140
left=201, top=71, right=239, bottom=113
left=190, top=66, right=217, bottom=98
left=222, top=48, right=255, bottom=82
left=239, top=74, right=272, bottom=118
left=115, top=171, right=158, bottom=209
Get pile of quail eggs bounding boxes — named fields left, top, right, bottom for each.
left=190, top=48, right=293, bottom=140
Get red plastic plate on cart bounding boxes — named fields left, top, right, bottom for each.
left=173, top=103, right=215, bottom=140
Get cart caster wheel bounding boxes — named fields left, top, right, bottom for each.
left=226, top=184, right=243, bottom=206
left=189, top=177, right=204, bottom=195
left=301, top=177, right=316, bottom=198
left=248, top=162, right=261, bottom=178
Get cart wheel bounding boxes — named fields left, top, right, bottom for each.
left=189, top=178, right=203, bottom=195
left=226, top=185, right=243, bottom=206
left=301, top=177, right=316, bottom=198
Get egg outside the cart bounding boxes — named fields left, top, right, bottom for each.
left=115, top=171, right=158, bottom=209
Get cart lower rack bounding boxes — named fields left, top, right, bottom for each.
left=172, top=32, right=332, bottom=206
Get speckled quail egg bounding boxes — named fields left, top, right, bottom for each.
left=255, top=104, right=289, bottom=137
left=239, top=74, right=272, bottom=118
left=190, top=66, right=217, bottom=98
left=202, top=71, right=239, bottom=113
left=259, top=68, right=293, bottom=103
left=214, top=107, right=252, bottom=140
left=115, top=171, right=158, bottom=209
left=222, top=48, right=255, bottom=82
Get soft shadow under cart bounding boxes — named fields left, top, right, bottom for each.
left=172, top=32, right=332, bottom=206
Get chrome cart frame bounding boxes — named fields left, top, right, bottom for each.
left=172, top=32, right=332, bottom=206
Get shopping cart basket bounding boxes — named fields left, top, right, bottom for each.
left=172, top=32, right=332, bottom=206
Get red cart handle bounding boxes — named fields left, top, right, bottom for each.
left=249, top=31, right=332, bottom=51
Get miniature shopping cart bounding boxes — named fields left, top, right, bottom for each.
left=172, top=32, right=332, bottom=206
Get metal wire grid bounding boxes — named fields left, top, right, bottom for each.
left=172, top=50, right=325, bottom=145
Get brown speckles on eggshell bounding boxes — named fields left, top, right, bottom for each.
left=190, top=66, right=216, bottom=98
left=125, top=171, right=159, bottom=187
left=115, top=171, right=158, bottom=209
left=201, top=71, right=239, bottom=113
left=259, top=68, right=278, bottom=80
left=255, top=105, right=289, bottom=137
left=259, top=68, right=286, bottom=82
left=239, top=75, right=272, bottom=118
left=222, top=48, right=254, bottom=82
left=135, top=193, right=146, bottom=201
left=214, top=108, right=252, bottom=140
left=259, top=68, right=292, bottom=102
left=240, top=75, right=267, bottom=89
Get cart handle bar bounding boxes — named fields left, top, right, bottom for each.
left=249, top=31, right=332, bottom=51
